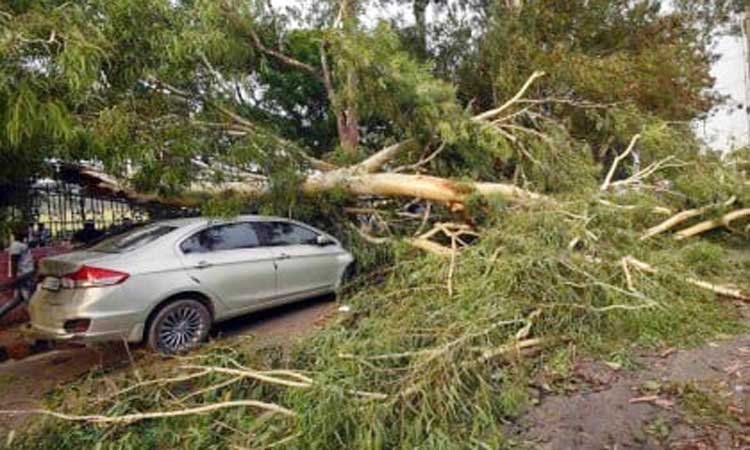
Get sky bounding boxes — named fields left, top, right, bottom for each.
left=699, top=34, right=747, bottom=151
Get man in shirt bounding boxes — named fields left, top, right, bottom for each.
left=30, top=222, right=51, bottom=248
left=72, top=220, right=104, bottom=246
left=0, top=227, right=36, bottom=320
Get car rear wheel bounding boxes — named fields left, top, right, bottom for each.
left=147, top=299, right=211, bottom=354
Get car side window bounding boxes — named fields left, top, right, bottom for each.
left=253, top=222, right=319, bottom=247
left=180, top=223, right=260, bottom=254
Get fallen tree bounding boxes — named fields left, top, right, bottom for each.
left=4, top=1, right=750, bottom=449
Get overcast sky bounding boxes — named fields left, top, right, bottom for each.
left=700, top=35, right=747, bottom=151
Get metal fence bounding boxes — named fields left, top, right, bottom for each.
left=4, top=180, right=147, bottom=240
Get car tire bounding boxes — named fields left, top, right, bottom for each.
left=147, top=299, right=211, bottom=354
left=342, top=263, right=356, bottom=284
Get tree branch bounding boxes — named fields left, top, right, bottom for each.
left=319, top=42, right=336, bottom=106
left=600, top=134, right=641, bottom=191
left=0, top=400, right=295, bottom=425
left=472, top=71, right=546, bottom=122
left=640, top=197, right=737, bottom=240
left=675, top=208, right=750, bottom=240
left=623, top=256, right=750, bottom=301
left=355, top=140, right=415, bottom=173
left=247, top=27, right=321, bottom=79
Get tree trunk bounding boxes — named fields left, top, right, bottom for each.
left=76, top=165, right=546, bottom=209
left=337, top=108, right=360, bottom=155
left=336, top=0, right=361, bottom=156
left=413, top=0, right=429, bottom=57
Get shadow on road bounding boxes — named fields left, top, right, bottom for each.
left=211, top=292, right=337, bottom=339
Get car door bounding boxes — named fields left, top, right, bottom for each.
left=179, top=222, right=277, bottom=312
left=254, top=221, right=340, bottom=299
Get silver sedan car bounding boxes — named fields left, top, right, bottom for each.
left=29, top=216, right=353, bottom=353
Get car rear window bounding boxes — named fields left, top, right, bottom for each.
left=91, top=225, right=177, bottom=253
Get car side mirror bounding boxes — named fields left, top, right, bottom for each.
left=316, top=235, right=334, bottom=246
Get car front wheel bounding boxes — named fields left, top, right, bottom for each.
left=147, top=299, right=211, bottom=354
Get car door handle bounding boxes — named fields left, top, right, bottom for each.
left=277, top=253, right=291, bottom=260
left=194, top=260, right=213, bottom=269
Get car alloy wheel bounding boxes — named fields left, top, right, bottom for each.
left=148, top=299, right=210, bottom=354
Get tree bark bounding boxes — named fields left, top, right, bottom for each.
left=75, top=164, right=546, bottom=209
left=413, top=0, right=429, bottom=57
left=334, top=0, right=361, bottom=155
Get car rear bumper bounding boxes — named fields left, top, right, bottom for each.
left=28, top=287, right=146, bottom=343
left=29, top=321, right=141, bottom=342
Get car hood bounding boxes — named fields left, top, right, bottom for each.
left=38, top=251, right=124, bottom=276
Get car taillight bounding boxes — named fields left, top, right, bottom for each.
left=61, top=266, right=129, bottom=289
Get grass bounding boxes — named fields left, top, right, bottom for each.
left=5, top=195, right=750, bottom=450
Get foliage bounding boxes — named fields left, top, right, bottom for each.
left=0, top=0, right=735, bottom=196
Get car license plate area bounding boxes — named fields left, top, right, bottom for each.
left=41, top=277, right=61, bottom=291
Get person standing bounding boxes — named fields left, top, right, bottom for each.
left=72, top=220, right=104, bottom=246
left=32, top=222, right=51, bottom=248
left=0, top=227, right=36, bottom=320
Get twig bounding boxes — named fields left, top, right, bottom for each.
left=600, top=134, right=641, bottom=191
left=394, top=143, right=447, bottom=173
left=413, top=202, right=432, bottom=237
left=621, top=257, right=636, bottom=292
left=260, top=431, right=303, bottom=449
left=112, top=370, right=211, bottom=398
left=515, top=97, right=616, bottom=109
left=629, top=395, right=674, bottom=408
left=178, top=376, right=244, bottom=403
left=475, top=338, right=545, bottom=364
left=182, top=365, right=311, bottom=389
left=185, top=365, right=386, bottom=400
left=473, top=71, right=547, bottom=122
left=0, top=400, right=296, bottom=424
left=348, top=317, right=526, bottom=364
left=356, top=140, right=415, bottom=173
left=623, top=256, right=750, bottom=301
left=447, top=234, right=458, bottom=297
left=246, top=27, right=320, bottom=78
left=597, top=199, right=673, bottom=215
left=609, top=156, right=682, bottom=189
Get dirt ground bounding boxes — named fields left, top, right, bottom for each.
left=513, top=335, right=750, bottom=450
left=512, top=303, right=750, bottom=450
left=0, top=295, right=337, bottom=430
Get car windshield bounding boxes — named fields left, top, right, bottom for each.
left=91, top=225, right=178, bottom=253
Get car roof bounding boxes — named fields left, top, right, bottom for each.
left=154, top=215, right=297, bottom=229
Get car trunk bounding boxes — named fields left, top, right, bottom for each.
left=38, top=251, right=122, bottom=277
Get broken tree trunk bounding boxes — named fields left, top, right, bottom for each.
left=77, top=164, right=547, bottom=210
